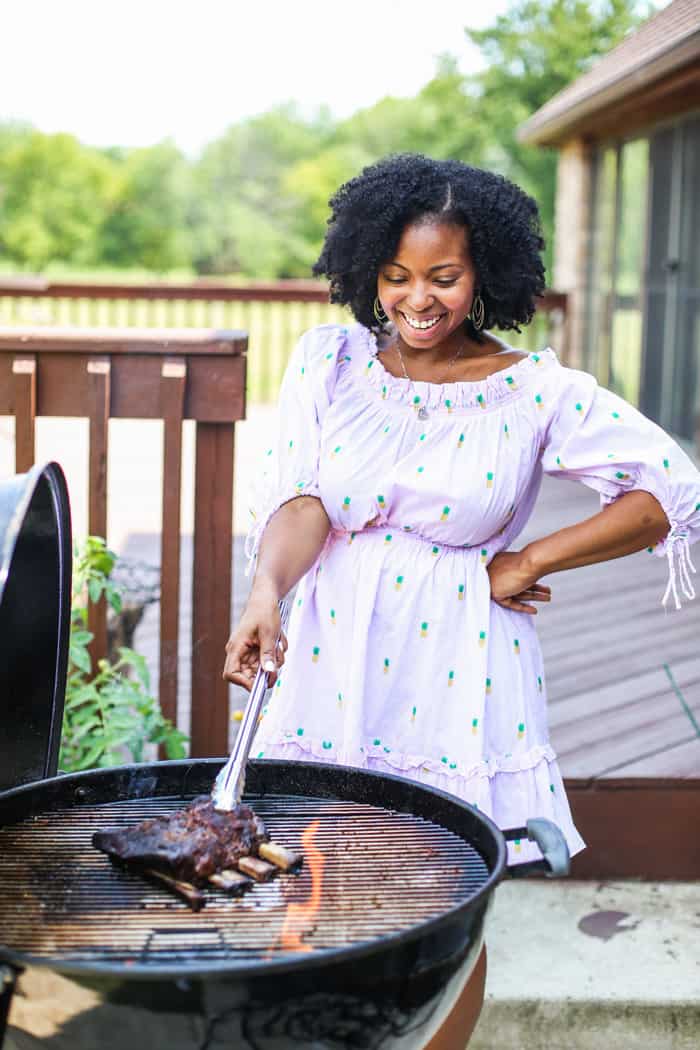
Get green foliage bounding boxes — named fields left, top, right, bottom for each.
left=60, top=537, right=187, bottom=772
left=186, top=105, right=332, bottom=276
left=0, top=1, right=658, bottom=279
left=465, top=0, right=655, bottom=273
left=99, top=140, right=190, bottom=273
left=0, top=131, right=119, bottom=270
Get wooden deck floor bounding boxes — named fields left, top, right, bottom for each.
left=518, top=478, right=700, bottom=782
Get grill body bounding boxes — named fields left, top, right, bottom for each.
left=0, top=462, right=71, bottom=793
left=0, top=759, right=502, bottom=1050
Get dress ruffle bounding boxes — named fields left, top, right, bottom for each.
left=256, top=730, right=557, bottom=781
left=255, top=737, right=586, bottom=866
left=364, top=327, right=557, bottom=412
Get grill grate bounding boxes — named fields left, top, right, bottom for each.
left=0, top=794, right=490, bottom=966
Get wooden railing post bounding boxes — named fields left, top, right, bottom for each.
left=12, top=356, right=36, bottom=474
left=86, top=357, right=111, bottom=667
left=191, top=422, right=235, bottom=757
left=159, top=359, right=187, bottom=731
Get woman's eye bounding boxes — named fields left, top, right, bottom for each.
left=383, top=276, right=457, bottom=286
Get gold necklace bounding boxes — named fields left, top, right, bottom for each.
left=393, top=341, right=465, bottom=420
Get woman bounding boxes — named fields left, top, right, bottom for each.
left=223, top=154, right=700, bottom=1048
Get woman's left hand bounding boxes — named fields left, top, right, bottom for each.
left=487, top=550, right=551, bottom=615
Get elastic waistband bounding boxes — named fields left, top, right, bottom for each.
left=329, top=525, right=490, bottom=558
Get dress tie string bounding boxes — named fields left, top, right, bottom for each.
left=662, top=525, right=697, bottom=610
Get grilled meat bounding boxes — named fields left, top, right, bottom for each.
left=93, top=795, right=268, bottom=886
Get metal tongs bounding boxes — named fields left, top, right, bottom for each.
left=212, top=599, right=290, bottom=811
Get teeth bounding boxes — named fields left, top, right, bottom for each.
left=403, top=314, right=443, bottom=330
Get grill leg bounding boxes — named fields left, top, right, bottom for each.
left=0, top=966, right=17, bottom=1048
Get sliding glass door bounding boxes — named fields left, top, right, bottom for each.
left=642, top=115, right=700, bottom=442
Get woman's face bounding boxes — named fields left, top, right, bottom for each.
left=376, top=220, right=477, bottom=349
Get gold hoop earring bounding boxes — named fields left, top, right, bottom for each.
left=373, top=296, right=389, bottom=326
left=470, top=293, right=485, bottom=331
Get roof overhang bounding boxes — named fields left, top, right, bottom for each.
left=518, top=28, right=700, bottom=146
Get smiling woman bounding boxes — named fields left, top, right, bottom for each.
left=224, top=153, right=700, bottom=1048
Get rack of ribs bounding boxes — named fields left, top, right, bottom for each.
left=93, top=795, right=302, bottom=910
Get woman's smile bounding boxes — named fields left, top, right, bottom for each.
left=398, top=309, right=448, bottom=334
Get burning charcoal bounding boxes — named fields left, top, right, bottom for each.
left=144, top=869, right=205, bottom=911
left=259, top=841, right=304, bottom=872
left=208, top=869, right=253, bottom=894
left=92, top=795, right=268, bottom=886
left=238, top=856, right=277, bottom=882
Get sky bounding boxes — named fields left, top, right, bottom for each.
left=2, top=0, right=512, bottom=156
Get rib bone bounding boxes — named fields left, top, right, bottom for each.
left=208, top=869, right=253, bottom=894
left=259, top=841, right=304, bottom=872
left=238, top=856, right=277, bottom=882
left=145, top=868, right=205, bottom=911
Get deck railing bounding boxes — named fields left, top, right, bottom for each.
left=0, top=324, right=246, bottom=757
left=0, top=279, right=569, bottom=400
left=0, top=281, right=568, bottom=757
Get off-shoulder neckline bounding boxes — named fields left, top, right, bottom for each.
left=359, top=325, right=557, bottom=412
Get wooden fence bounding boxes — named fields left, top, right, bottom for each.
left=0, top=280, right=569, bottom=400
left=0, top=324, right=246, bottom=757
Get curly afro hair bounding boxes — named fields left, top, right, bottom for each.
left=312, top=153, right=545, bottom=342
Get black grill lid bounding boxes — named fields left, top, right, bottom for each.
left=0, top=462, right=72, bottom=791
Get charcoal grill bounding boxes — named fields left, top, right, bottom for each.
left=0, top=463, right=570, bottom=1050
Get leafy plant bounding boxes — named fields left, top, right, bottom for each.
left=60, top=537, right=188, bottom=772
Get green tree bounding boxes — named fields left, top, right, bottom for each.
left=187, top=105, right=329, bottom=276
left=466, top=0, right=656, bottom=273
left=334, top=55, right=489, bottom=165
left=282, top=142, right=374, bottom=261
left=98, top=141, right=190, bottom=272
left=0, top=131, right=118, bottom=270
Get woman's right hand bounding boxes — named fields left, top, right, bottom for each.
left=222, top=593, right=288, bottom=691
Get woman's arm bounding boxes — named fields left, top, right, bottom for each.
left=251, top=496, right=332, bottom=600
left=223, top=496, right=331, bottom=689
left=489, top=490, right=670, bottom=613
left=522, top=489, right=670, bottom=575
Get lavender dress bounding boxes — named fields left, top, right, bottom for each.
left=247, top=322, right=700, bottom=863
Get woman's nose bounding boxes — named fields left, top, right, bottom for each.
left=405, top=284, right=433, bottom=310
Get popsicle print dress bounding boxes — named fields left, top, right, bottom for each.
left=246, top=322, right=700, bottom=863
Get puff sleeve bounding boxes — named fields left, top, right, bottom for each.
left=244, top=324, right=348, bottom=574
left=539, top=363, right=700, bottom=609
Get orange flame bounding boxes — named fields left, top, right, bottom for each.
left=279, top=819, right=325, bottom=952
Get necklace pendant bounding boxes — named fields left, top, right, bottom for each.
left=417, top=406, right=429, bottom=421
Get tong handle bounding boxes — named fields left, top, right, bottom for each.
left=212, top=599, right=290, bottom=811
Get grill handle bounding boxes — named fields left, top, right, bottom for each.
left=502, top=818, right=571, bottom=879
